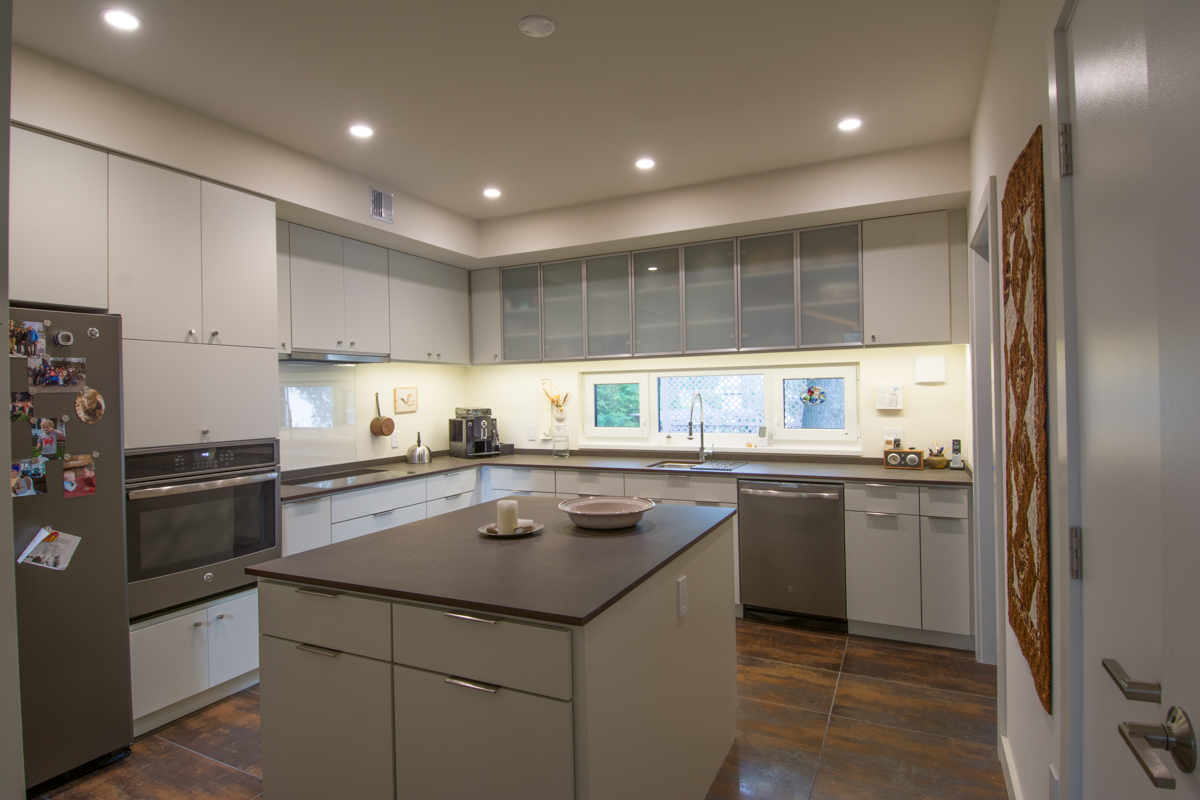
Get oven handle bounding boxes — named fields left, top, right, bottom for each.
left=128, top=471, right=279, bottom=500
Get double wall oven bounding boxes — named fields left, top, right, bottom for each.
left=125, top=439, right=282, bottom=620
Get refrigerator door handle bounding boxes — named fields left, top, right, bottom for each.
left=127, top=471, right=278, bottom=500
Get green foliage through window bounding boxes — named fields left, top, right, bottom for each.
left=594, top=383, right=641, bottom=428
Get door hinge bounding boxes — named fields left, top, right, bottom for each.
left=1070, top=526, right=1082, bottom=579
left=1059, top=123, right=1073, bottom=177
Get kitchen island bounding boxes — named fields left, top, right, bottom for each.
left=248, top=497, right=737, bottom=800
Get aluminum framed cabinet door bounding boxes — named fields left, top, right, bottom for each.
left=288, top=224, right=345, bottom=352
left=684, top=239, right=738, bottom=352
left=738, top=232, right=797, bottom=350
left=501, top=265, right=541, bottom=362
left=470, top=268, right=502, bottom=364
left=201, top=181, right=277, bottom=348
left=342, top=238, right=390, bottom=355
left=585, top=253, right=632, bottom=357
left=633, top=246, right=683, bottom=355
left=541, top=259, right=585, bottom=360
left=276, top=220, right=291, bottom=353
left=844, top=510, right=921, bottom=628
left=862, top=211, right=950, bottom=345
left=798, top=223, right=862, bottom=347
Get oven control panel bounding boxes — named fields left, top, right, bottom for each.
left=126, top=439, right=279, bottom=482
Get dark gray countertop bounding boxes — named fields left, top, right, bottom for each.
left=248, top=497, right=733, bottom=626
left=280, top=452, right=972, bottom=503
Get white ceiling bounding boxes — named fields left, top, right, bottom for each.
left=14, top=1, right=998, bottom=221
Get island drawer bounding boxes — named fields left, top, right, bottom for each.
left=554, top=469, right=625, bottom=496
left=844, top=482, right=920, bottom=515
left=426, top=491, right=473, bottom=517
left=426, top=469, right=477, bottom=501
left=920, top=486, right=969, bottom=519
left=487, top=467, right=555, bottom=493
left=331, top=502, right=426, bottom=543
left=330, top=479, right=426, bottom=523
left=259, top=581, right=391, bottom=661
left=392, top=602, right=572, bottom=701
left=622, top=472, right=737, bottom=504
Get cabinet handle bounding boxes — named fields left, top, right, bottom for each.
left=444, top=611, right=498, bottom=625
left=211, top=331, right=219, bottom=337
left=337, top=340, right=344, bottom=346
left=350, top=341, right=355, bottom=346
left=193, top=621, right=203, bottom=627
left=864, top=484, right=896, bottom=489
left=493, top=354, right=498, bottom=361
left=428, top=352, right=433, bottom=358
left=373, top=509, right=394, bottom=517
left=871, top=334, right=877, bottom=342
left=215, top=614, right=226, bottom=620
left=295, top=587, right=344, bottom=599
left=864, top=511, right=899, bottom=517
left=189, top=328, right=196, bottom=336
left=924, top=514, right=964, bottom=520
left=201, top=429, right=210, bottom=435
left=445, top=676, right=498, bottom=694
left=296, top=643, right=340, bottom=658
left=282, top=342, right=287, bottom=348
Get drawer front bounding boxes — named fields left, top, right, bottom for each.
left=554, top=469, right=625, bottom=496
left=488, top=467, right=555, bottom=493
left=844, top=511, right=922, bottom=629
left=920, top=486, right=969, bottom=519
left=920, top=516, right=972, bottom=635
left=330, top=479, right=426, bottom=523
left=331, top=503, right=427, bottom=543
left=394, top=663, right=574, bottom=800
left=426, top=469, right=477, bottom=501
left=622, top=472, right=737, bottom=503
left=427, top=492, right=473, bottom=517
left=258, top=580, right=391, bottom=661
left=844, top=482, right=920, bottom=515
left=392, top=602, right=572, bottom=700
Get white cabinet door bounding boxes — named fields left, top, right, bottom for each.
left=276, top=219, right=291, bottom=353
left=288, top=224, right=345, bottom=351
left=9, top=127, right=109, bottom=309
left=282, top=497, right=332, bottom=556
left=208, top=592, right=259, bottom=687
left=342, top=238, right=390, bottom=354
left=123, top=340, right=278, bottom=448
left=129, top=609, right=209, bottom=719
left=920, top=516, right=972, bottom=635
left=470, top=268, right=502, bottom=365
left=389, top=250, right=470, bottom=364
left=108, top=155, right=202, bottom=342
left=200, top=181, right=277, bottom=348
left=862, top=211, right=951, bottom=345
left=844, top=511, right=922, bottom=629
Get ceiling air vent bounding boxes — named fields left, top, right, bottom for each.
left=370, top=186, right=394, bottom=224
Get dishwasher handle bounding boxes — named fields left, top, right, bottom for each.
left=739, top=488, right=840, bottom=500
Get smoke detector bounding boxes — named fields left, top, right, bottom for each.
left=518, top=15, right=555, bottom=37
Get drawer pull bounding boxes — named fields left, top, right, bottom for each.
left=864, top=511, right=899, bottom=517
left=374, top=509, right=395, bottom=517
left=864, top=484, right=898, bottom=489
left=296, top=643, right=340, bottom=658
left=444, top=612, right=499, bottom=625
left=295, top=587, right=345, bottom=599
left=445, top=676, right=498, bottom=694
left=924, top=515, right=964, bottom=520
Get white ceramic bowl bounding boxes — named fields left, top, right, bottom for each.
left=557, top=496, right=656, bottom=530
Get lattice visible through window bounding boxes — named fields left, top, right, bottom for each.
left=657, top=375, right=765, bottom=434
left=783, top=378, right=845, bottom=429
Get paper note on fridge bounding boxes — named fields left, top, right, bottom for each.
left=18, top=526, right=81, bottom=571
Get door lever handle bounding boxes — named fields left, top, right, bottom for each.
left=1103, top=658, right=1162, bottom=703
left=1119, top=706, right=1196, bottom=789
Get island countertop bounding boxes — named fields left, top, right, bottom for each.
left=248, top=497, right=734, bottom=626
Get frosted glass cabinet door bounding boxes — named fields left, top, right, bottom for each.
left=541, top=260, right=585, bottom=360
left=684, top=240, right=737, bottom=352
left=798, top=224, right=862, bottom=346
left=633, top=247, right=682, bottom=355
left=501, top=265, right=541, bottom=361
left=738, top=232, right=796, bottom=350
left=585, top=253, right=632, bottom=357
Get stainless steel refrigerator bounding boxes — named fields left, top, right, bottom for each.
left=9, top=307, right=132, bottom=790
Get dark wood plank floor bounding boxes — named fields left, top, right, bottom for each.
left=35, top=618, right=1006, bottom=800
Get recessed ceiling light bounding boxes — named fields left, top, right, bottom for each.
left=647, top=267, right=658, bottom=271
left=518, top=15, right=555, bottom=37
left=349, top=124, right=374, bottom=138
left=103, top=9, right=141, bottom=30
left=483, top=188, right=502, bottom=198
left=635, top=158, right=656, bottom=170
left=838, top=118, right=862, bottom=131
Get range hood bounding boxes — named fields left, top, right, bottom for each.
left=279, top=350, right=391, bottom=365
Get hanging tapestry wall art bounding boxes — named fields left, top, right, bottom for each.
left=1002, top=126, right=1051, bottom=714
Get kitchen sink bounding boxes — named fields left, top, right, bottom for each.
left=647, top=460, right=748, bottom=472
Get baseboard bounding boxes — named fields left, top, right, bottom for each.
left=999, top=734, right=1022, bottom=800
left=847, top=620, right=975, bottom=652
left=134, top=669, right=259, bottom=737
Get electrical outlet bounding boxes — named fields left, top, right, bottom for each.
left=883, top=428, right=904, bottom=444
left=677, top=576, right=688, bottom=617
left=527, top=424, right=537, bottom=441
left=390, top=432, right=399, bottom=449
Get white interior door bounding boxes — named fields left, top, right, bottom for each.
left=1068, top=0, right=1200, bottom=796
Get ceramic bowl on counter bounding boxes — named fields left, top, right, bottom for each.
left=558, top=496, right=655, bottom=530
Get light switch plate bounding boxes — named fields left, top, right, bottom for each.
left=390, top=432, right=399, bottom=449
left=527, top=424, right=537, bottom=441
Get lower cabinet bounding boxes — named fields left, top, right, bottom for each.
left=331, top=502, right=426, bottom=543
left=426, top=490, right=474, bottom=516
left=844, top=511, right=922, bottom=629
left=259, top=634, right=394, bottom=800
left=920, top=516, right=972, bottom=635
left=282, top=497, right=331, bottom=556
left=393, top=664, right=574, bottom=800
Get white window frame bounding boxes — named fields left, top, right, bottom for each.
left=582, top=372, right=650, bottom=439
left=771, top=365, right=860, bottom=443
left=647, top=368, right=768, bottom=448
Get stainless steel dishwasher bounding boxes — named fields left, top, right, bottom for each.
left=738, top=480, right=846, bottom=620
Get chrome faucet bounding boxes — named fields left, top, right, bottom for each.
left=687, top=392, right=708, bottom=462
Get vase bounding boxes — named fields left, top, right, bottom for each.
left=552, top=423, right=570, bottom=458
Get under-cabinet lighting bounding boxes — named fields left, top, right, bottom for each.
left=349, top=124, right=374, bottom=139
left=103, top=9, right=141, bottom=30
left=483, top=187, right=502, bottom=198
left=838, top=118, right=862, bottom=131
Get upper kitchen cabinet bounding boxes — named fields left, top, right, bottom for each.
left=798, top=223, right=862, bottom=347
left=585, top=254, right=632, bottom=358
left=470, top=268, right=502, bottom=365
left=276, top=220, right=291, bottom=353
left=108, top=155, right=203, bottom=341
left=541, top=260, right=585, bottom=361
left=632, top=247, right=682, bottom=356
left=201, top=181, right=277, bottom=348
left=342, top=238, right=390, bottom=354
left=862, top=211, right=951, bottom=346
left=501, top=265, right=541, bottom=362
left=738, top=232, right=796, bottom=350
left=10, top=127, right=109, bottom=310
left=389, top=250, right=470, bottom=364
left=288, top=224, right=347, bottom=352
left=684, top=240, right=737, bottom=353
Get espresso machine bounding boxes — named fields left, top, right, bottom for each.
left=449, top=407, right=501, bottom=458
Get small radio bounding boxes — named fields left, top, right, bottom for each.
left=885, top=448, right=924, bottom=470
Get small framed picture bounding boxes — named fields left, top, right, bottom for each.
left=394, top=387, right=417, bottom=414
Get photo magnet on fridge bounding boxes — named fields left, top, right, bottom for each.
left=32, top=417, right=67, bottom=460
left=62, top=453, right=96, bottom=499
left=28, top=356, right=86, bottom=394
left=10, top=392, right=32, bottom=422
left=9, top=320, right=46, bottom=359
left=75, top=388, right=105, bottom=424
left=11, top=458, right=47, bottom=497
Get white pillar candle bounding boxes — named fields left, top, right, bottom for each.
left=496, top=499, right=519, bottom=536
